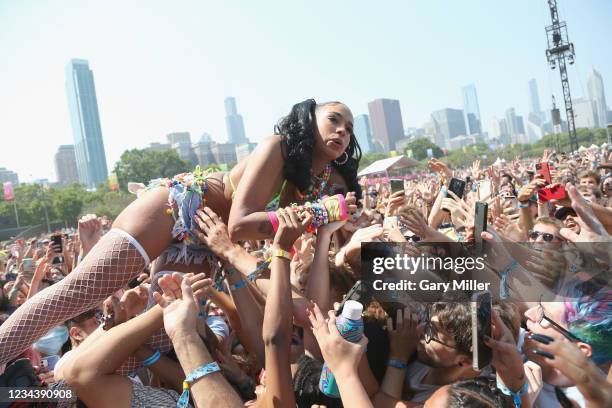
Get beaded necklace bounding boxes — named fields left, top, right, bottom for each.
left=295, top=163, right=332, bottom=201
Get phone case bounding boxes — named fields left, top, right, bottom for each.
left=448, top=178, right=466, bottom=199
left=538, top=185, right=566, bottom=202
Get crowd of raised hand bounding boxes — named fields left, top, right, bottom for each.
left=1, top=145, right=611, bottom=408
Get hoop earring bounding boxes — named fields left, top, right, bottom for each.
left=334, top=151, right=349, bottom=165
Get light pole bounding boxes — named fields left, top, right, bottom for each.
left=39, top=183, right=51, bottom=233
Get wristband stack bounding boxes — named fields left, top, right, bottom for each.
left=269, top=194, right=347, bottom=234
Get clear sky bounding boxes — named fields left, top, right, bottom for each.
left=1, top=0, right=611, bottom=182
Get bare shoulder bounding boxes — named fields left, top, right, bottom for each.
left=248, top=135, right=284, bottom=167
left=257, top=135, right=282, bottom=155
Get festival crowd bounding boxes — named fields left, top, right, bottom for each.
left=1, top=99, right=611, bottom=408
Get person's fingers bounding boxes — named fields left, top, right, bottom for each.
left=203, top=207, right=221, bottom=224
left=301, top=211, right=314, bottom=229
left=490, top=309, right=508, bottom=341
left=447, top=190, right=461, bottom=201
left=326, top=310, right=341, bottom=338
left=158, top=274, right=179, bottom=300
left=152, top=291, right=167, bottom=308
left=171, top=272, right=186, bottom=299
left=386, top=316, right=393, bottom=333
left=194, top=210, right=212, bottom=232
left=103, top=296, right=114, bottom=315
left=310, top=303, right=326, bottom=327
left=191, top=276, right=211, bottom=296
left=481, top=231, right=494, bottom=242
left=181, top=278, right=196, bottom=303
left=287, top=208, right=301, bottom=229
left=276, top=208, right=288, bottom=228
left=395, top=308, right=403, bottom=331
left=310, top=304, right=330, bottom=340
left=524, top=361, right=542, bottom=388
left=307, top=308, right=318, bottom=329
left=567, top=184, right=607, bottom=235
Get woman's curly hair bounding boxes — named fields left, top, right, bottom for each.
left=274, top=99, right=362, bottom=199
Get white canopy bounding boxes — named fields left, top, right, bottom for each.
left=358, top=155, right=420, bottom=177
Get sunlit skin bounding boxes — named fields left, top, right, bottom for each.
left=423, top=384, right=450, bottom=407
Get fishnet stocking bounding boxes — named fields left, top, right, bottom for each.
left=0, top=230, right=146, bottom=365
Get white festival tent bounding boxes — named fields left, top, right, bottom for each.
left=357, top=155, right=420, bottom=177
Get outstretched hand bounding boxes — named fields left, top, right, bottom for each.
left=78, top=214, right=103, bottom=253
left=273, top=208, right=312, bottom=251
left=194, top=207, right=236, bottom=260
left=153, top=272, right=211, bottom=341
left=483, top=310, right=524, bottom=392
left=526, top=333, right=612, bottom=408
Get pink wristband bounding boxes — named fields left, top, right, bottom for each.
left=337, top=194, right=347, bottom=221
left=268, top=211, right=279, bottom=233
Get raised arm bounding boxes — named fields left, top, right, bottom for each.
left=228, top=136, right=286, bottom=241
left=155, top=274, right=243, bottom=408
left=304, top=221, right=345, bottom=360
left=260, top=209, right=311, bottom=408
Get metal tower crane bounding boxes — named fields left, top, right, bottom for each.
left=545, top=0, right=578, bottom=153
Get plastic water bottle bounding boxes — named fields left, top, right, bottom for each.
left=319, top=300, right=364, bottom=398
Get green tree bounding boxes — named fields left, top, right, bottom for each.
left=52, top=183, right=86, bottom=227
left=114, top=149, right=191, bottom=190
left=403, top=138, right=444, bottom=161
left=81, top=190, right=135, bottom=219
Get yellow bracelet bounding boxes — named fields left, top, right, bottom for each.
left=272, top=249, right=292, bottom=261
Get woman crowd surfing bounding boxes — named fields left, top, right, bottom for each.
left=0, top=98, right=611, bottom=408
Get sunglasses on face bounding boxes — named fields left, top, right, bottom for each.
left=405, top=235, right=421, bottom=242
left=528, top=230, right=558, bottom=242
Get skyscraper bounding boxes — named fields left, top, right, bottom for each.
left=573, top=98, right=598, bottom=129
left=0, top=168, right=19, bottom=185
left=65, top=59, right=108, bottom=189
left=505, top=108, right=524, bottom=143
left=490, top=118, right=509, bottom=143
left=225, top=97, right=247, bottom=144
left=353, top=114, right=373, bottom=153
left=587, top=68, right=609, bottom=128
left=462, top=84, right=481, bottom=135
left=528, top=79, right=547, bottom=125
left=54, top=145, right=79, bottom=185
left=528, top=79, right=542, bottom=116
left=367, top=99, right=405, bottom=152
left=431, top=108, right=466, bottom=149
left=166, top=132, right=197, bottom=165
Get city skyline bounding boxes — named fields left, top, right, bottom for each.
left=1, top=1, right=611, bottom=181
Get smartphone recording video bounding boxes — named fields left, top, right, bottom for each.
left=474, top=202, right=488, bottom=254
left=471, top=291, right=492, bottom=371
left=448, top=178, right=467, bottom=200
left=535, top=162, right=552, bottom=185
left=390, top=179, right=404, bottom=194
left=50, top=234, right=63, bottom=265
